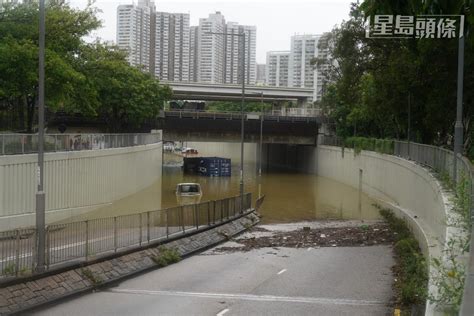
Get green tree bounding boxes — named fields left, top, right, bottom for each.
left=206, top=101, right=273, bottom=113
left=0, top=1, right=100, bottom=132
left=0, top=1, right=171, bottom=132
left=318, top=0, right=473, bottom=155
left=81, top=44, right=171, bottom=131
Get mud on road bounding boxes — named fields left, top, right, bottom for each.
left=213, top=221, right=397, bottom=253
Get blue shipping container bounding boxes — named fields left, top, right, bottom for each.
left=197, top=157, right=231, bottom=177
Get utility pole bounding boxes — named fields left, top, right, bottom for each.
left=407, top=92, right=411, bottom=159
left=259, top=92, right=263, bottom=177
left=453, top=32, right=465, bottom=183
left=36, top=0, right=46, bottom=273
left=239, top=30, right=246, bottom=211
left=207, top=30, right=246, bottom=211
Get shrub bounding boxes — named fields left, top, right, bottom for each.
left=152, top=247, right=181, bottom=268
left=378, top=207, right=428, bottom=309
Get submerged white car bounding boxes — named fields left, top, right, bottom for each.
left=175, top=183, right=202, bottom=205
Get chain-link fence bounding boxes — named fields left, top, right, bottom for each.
left=0, top=193, right=252, bottom=280
left=0, top=133, right=161, bottom=155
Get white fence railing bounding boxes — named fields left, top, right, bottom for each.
left=0, top=194, right=252, bottom=281
left=0, top=133, right=162, bottom=155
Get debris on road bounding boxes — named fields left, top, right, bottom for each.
left=213, top=223, right=395, bottom=253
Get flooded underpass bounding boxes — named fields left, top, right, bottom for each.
left=36, top=142, right=397, bottom=316
left=72, top=141, right=382, bottom=224
left=162, top=163, right=381, bottom=224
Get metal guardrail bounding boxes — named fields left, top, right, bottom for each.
left=164, top=110, right=320, bottom=123
left=0, top=133, right=161, bottom=155
left=0, top=193, right=252, bottom=280
left=320, top=135, right=474, bottom=315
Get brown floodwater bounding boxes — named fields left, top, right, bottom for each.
left=161, top=162, right=381, bottom=224
left=72, top=146, right=381, bottom=224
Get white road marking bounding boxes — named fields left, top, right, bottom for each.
left=216, top=308, right=229, bottom=316
left=277, top=269, right=287, bottom=275
left=307, top=247, right=312, bottom=251
left=108, top=289, right=387, bottom=306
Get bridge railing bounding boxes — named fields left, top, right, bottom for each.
left=275, top=108, right=321, bottom=117
left=0, top=193, right=252, bottom=281
left=164, top=109, right=321, bottom=123
left=320, top=135, right=474, bottom=315
left=0, top=133, right=161, bottom=155
left=165, top=108, right=321, bottom=117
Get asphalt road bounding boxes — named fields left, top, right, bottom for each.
left=33, top=240, right=395, bottom=316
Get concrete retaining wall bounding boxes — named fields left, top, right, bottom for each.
left=313, top=145, right=455, bottom=315
left=314, top=146, right=450, bottom=255
left=0, top=143, right=162, bottom=230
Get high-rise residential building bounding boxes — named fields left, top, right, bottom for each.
left=256, top=64, right=266, bottom=85
left=196, top=12, right=226, bottom=83
left=154, top=12, right=190, bottom=81
left=265, top=34, right=330, bottom=102
left=266, top=51, right=290, bottom=87
left=222, top=23, right=257, bottom=85
left=116, top=0, right=154, bottom=72
left=188, top=26, right=199, bottom=82
left=288, top=34, right=322, bottom=100
left=117, top=6, right=256, bottom=85
left=117, top=1, right=191, bottom=81
left=239, top=25, right=257, bottom=85
left=223, top=22, right=240, bottom=84
left=190, top=12, right=256, bottom=84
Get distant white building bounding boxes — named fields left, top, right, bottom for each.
left=239, top=25, right=257, bottom=85
left=188, top=26, right=199, bottom=82
left=197, top=12, right=226, bottom=83
left=266, top=51, right=290, bottom=87
left=289, top=34, right=323, bottom=101
left=223, top=22, right=240, bottom=84
left=256, top=64, right=266, bottom=85
left=116, top=0, right=153, bottom=72
left=117, top=1, right=190, bottom=81
left=154, top=12, right=190, bottom=81
left=264, top=34, right=329, bottom=102
left=117, top=6, right=257, bottom=85
left=222, top=23, right=256, bottom=85
left=191, top=12, right=256, bottom=84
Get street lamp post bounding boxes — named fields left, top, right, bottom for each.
left=259, top=92, right=263, bottom=177
left=239, top=30, right=245, bottom=211
left=207, top=30, right=246, bottom=211
left=36, top=0, right=46, bottom=272
left=258, top=92, right=263, bottom=199
left=407, top=92, right=411, bottom=159
left=453, top=34, right=465, bottom=182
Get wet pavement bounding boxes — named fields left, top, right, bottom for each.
left=34, top=221, right=395, bottom=316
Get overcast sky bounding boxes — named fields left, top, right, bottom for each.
left=69, top=0, right=354, bottom=63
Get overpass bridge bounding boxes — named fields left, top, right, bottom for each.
left=46, top=109, right=326, bottom=145
left=163, top=81, right=314, bottom=105
left=156, top=110, right=323, bottom=145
